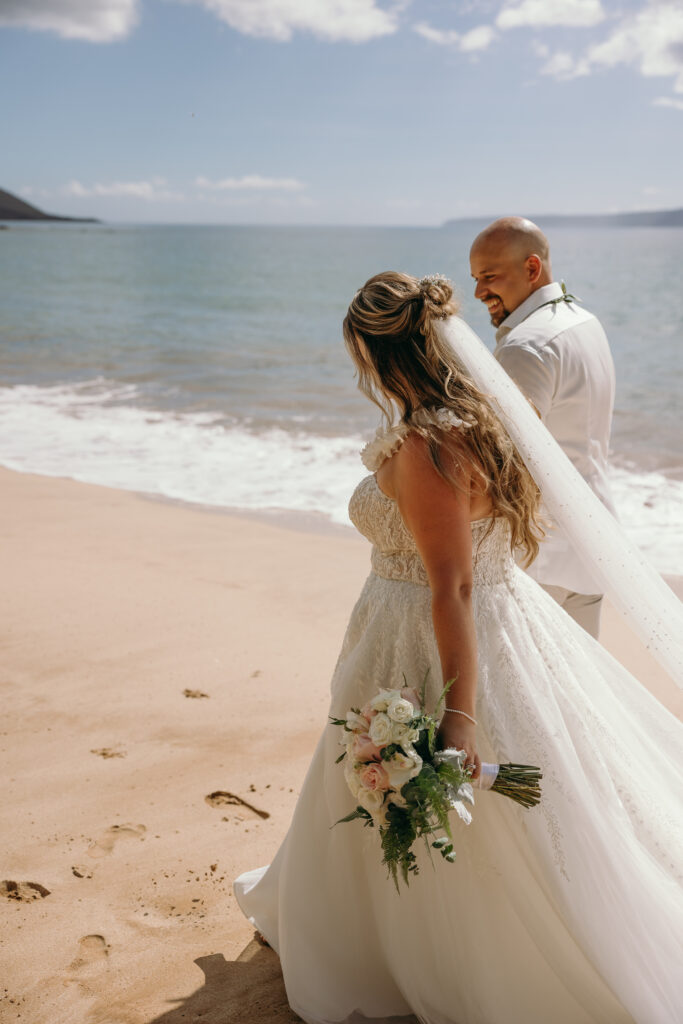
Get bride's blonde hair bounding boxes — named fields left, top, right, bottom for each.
left=343, top=270, right=544, bottom=564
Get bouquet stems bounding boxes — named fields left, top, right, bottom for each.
left=489, top=763, right=542, bottom=808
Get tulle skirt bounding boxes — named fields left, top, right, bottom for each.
left=234, top=567, right=683, bottom=1024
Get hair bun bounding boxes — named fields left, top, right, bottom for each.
left=418, top=273, right=453, bottom=320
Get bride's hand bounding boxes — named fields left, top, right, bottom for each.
left=437, top=715, right=481, bottom=780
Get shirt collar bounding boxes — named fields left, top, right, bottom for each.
left=495, top=282, right=564, bottom=345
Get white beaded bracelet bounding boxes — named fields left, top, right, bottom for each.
left=443, top=708, right=477, bottom=725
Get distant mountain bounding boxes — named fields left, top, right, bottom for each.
left=443, top=209, right=683, bottom=229
left=0, top=187, right=98, bottom=222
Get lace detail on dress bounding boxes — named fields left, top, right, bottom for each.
left=349, top=475, right=514, bottom=588
left=360, top=407, right=471, bottom=472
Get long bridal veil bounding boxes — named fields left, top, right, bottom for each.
left=437, top=316, right=683, bottom=689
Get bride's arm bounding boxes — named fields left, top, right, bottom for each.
left=392, top=432, right=481, bottom=776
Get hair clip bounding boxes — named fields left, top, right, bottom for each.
left=419, top=273, right=451, bottom=288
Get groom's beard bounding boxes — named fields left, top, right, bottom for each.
left=484, top=296, right=510, bottom=327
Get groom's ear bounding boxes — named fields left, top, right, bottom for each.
left=525, top=254, right=543, bottom=284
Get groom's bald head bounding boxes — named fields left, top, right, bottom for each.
left=470, top=217, right=553, bottom=326
left=472, top=217, right=551, bottom=265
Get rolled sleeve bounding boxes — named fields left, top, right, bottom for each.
left=495, top=343, right=556, bottom=421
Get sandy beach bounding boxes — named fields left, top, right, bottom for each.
left=1, top=466, right=680, bottom=1024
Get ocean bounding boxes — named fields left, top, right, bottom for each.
left=1, top=221, right=681, bottom=571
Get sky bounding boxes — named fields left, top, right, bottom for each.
left=1, top=0, right=682, bottom=225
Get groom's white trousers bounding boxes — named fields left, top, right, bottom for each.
left=540, top=584, right=603, bottom=639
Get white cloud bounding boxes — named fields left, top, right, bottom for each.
left=538, top=2, right=683, bottom=99
left=20, top=185, right=52, bottom=200
left=414, top=23, right=461, bottom=46
left=539, top=50, right=589, bottom=79
left=65, top=178, right=183, bottom=200
left=414, top=21, right=496, bottom=52
left=586, top=2, right=683, bottom=92
left=190, top=0, right=399, bottom=43
left=0, top=0, right=398, bottom=44
left=496, top=0, right=605, bottom=30
left=653, top=95, right=683, bottom=110
left=460, top=25, right=496, bottom=52
left=0, top=0, right=138, bottom=42
left=195, top=174, right=306, bottom=191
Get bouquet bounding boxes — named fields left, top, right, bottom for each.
left=331, top=679, right=542, bottom=889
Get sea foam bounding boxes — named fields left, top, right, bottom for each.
left=1, top=380, right=681, bottom=573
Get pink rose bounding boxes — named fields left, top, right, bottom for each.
left=352, top=733, right=384, bottom=763
left=361, top=702, right=378, bottom=721
left=358, top=761, right=390, bottom=792
left=400, top=687, right=421, bottom=710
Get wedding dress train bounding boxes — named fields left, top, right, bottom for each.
left=234, top=471, right=682, bottom=1024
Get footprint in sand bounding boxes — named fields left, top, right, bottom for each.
left=70, top=934, right=109, bottom=970
left=0, top=880, right=50, bottom=901
left=87, top=823, right=147, bottom=859
left=205, top=791, right=270, bottom=819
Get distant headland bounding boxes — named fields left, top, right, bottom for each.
left=443, top=209, right=683, bottom=229
left=0, top=187, right=99, bottom=223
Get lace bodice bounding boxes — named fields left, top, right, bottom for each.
left=349, top=474, right=514, bottom=587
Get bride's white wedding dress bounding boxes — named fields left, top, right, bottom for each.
left=234, top=432, right=682, bottom=1024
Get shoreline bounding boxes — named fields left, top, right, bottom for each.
left=1, top=462, right=359, bottom=538
left=3, top=452, right=683, bottom=553
left=1, top=466, right=680, bottom=1022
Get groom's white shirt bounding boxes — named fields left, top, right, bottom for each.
left=494, top=282, right=616, bottom=594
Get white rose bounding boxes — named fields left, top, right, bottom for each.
left=384, top=751, right=423, bottom=789
left=369, top=689, right=399, bottom=713
left=357, top=786, right=387, bottom=824
left=390, top=722, right=420, bottom=748
left=386, top=697, right=415, bottom=725
left=399, top=741, right=420, bottom=761
left=368, top=712, right=393, bottom=746
left=344, top=762, right=362, bottom=798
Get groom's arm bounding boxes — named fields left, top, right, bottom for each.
left=495, top=340, right=557, bottom=421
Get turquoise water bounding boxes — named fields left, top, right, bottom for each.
left=0, top=222, right=681, bottom=568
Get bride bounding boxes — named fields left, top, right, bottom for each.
left=234, top=272, right=682, bottom=1024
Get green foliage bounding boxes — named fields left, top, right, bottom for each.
left=380, top=743, right=401, bottom=761
left=433, top=675, right=457, bottom=719
left=375, top=757, right=471, bottom=890
left=334, top=806, right=373, bottom=826
left=379, top=803, right=418, bottom=888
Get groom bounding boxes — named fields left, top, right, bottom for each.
left=469, top=216, right=617, bottom=639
